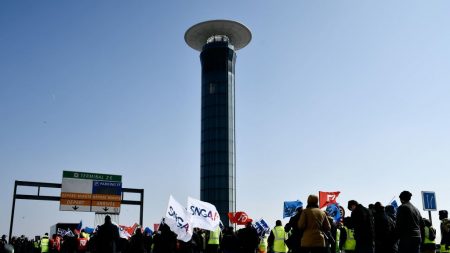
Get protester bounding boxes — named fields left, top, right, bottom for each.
left=190, top=228, right=205, bottom=253
left=383, top=205, right=398, bottom=253
left=95, top=215, right=120, bottom=253
left=268, top=220, right=288, bottom=253
left=40, top=233, right=50, bottom=253
left=221, top=226, right=239, bottom=253
left=372, top=202, right=391, bottom=253
left=152, top=221, right=177, bottom=253
left=129, top=227, right=146, bottom=253
left=287, top=207, right=303, bottom=253
left=0, top=235, right=7, bottom=253
left=258, top=235, right=268, bottom=253
left=143, top=228, right=153, bottom=253
left=49, top=234, right=60, bottom=253
left=237, top=221, right=259, bottom=253
left=298, top=194, right=331, bottom=253
left=206, top=226, right=221, bottom=253
left=421, top=218, right=436, bottom=253
left=339, top=217, right=356, bottom=253
left=396, top=191, right=422, bottom=253
left=347, top=200, right=374, bottom=253
left=439, top=210, right=450, bottom=253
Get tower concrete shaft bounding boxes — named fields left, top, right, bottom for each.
left=185, top=20, right=251, bottom=225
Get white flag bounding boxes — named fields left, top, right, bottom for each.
left=187, top=197, right=221, bottom=231
left=165, top=195, right=193, bottom=242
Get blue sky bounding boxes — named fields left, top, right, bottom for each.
left=1, top=0, right=450, bottom=238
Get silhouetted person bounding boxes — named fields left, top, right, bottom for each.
left=129, top=227, right=145, bottom=253
left=143, top=228, right=153, bottom=253
left=439, top=210, right=450, bottom=253
left=237, top=222, right=259, bottom=253
left=1, top=235, right=7, bottom=253
left=383, top=205, right=398, bottom=253
left=221, top=226, right=239, bottom=253
left=152, top=221, right=177, bottom=253
left=95, top=215, right=120, bottom=253
left=396, top=191, right=423, bottom=253
left=348, top=200, right=374, bottom=253
left=287, top=207, right=303, bottom=253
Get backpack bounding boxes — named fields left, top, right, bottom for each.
left=428, top=226, right=436, bottom=241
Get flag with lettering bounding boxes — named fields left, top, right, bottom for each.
left=253, top=218, right=270, bottom=238
left=228, top=211, right=253, bottom=225
left=187, top=197, right=220, bottom=231
left=283, top=200, right=303, bottom=218
left=319, top=191, right=341, bottom=209
left=165, top=195, right=193, bottom=242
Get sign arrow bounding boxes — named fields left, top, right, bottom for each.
left=72, top=206, right=79, bottom=210
left=103, top=207, right=109, bottom=212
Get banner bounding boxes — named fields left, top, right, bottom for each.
left=253, top=218, right=270, bottom=238
left=228, top=211, right=253, bottom=225
left=325, top=203, right=342, bottom=224
left=57, top=228, right=75, bottom=237
left=165, top=195, right=193, bottom=242
left=187, top=197, right=220, bottom=231
left=283, top=200, right=303, bottom=218
left=319, top=191, right=340, bottom=209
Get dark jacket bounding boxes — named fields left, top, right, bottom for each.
left=351, top=204, right=375, bottom=244
left=237, top=225, right=259, bottom=253
left=129, top=231, right=146, bottom=253
left=96, top=222, right=120, bottom=253
left=396, top=202, right=423, bottom=240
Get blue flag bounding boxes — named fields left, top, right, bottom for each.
left=390, top=200, right=399, bottom=210
left=253, top=219, right=270, bottom=238
left=283, top=200, right=303, bottom=218
left=325, top=203, right=341, bottom=223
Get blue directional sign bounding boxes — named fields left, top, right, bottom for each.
left=421, top=191, right=437, bottom=211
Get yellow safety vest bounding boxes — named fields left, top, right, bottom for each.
left=335, top=228, right=340, bottom=252
left=423, top=226, right=436, bottom=245
left=272, top=226, right=288, bottom=253
left=259, top=236, right=268, bottom=252
left=441, top=244, right=450, bottom=253
left=343, top=227, right=356, bottom=251
left=208, top=227, right=220, bottom=245
left=40, top=237, right=50, bottom=253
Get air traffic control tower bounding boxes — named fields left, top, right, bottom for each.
left=185, top=20, right=251, bottom=225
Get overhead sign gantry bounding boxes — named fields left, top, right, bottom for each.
left=60, top=171, right=122, bottom=213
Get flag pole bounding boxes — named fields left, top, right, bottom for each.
left=388, top=195, right=396, bottom=205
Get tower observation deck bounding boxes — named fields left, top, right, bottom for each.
left=185, top=20, right=251, bottom=225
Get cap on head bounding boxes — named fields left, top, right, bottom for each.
left=399, top=191, right=412, bottom=201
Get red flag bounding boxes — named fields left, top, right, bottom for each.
left=319, top=191, right=341, bottom=209
left=228, top=211, right=253, bottom=225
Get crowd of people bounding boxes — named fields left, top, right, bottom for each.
left=2, top=190, right=450, bottom=253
